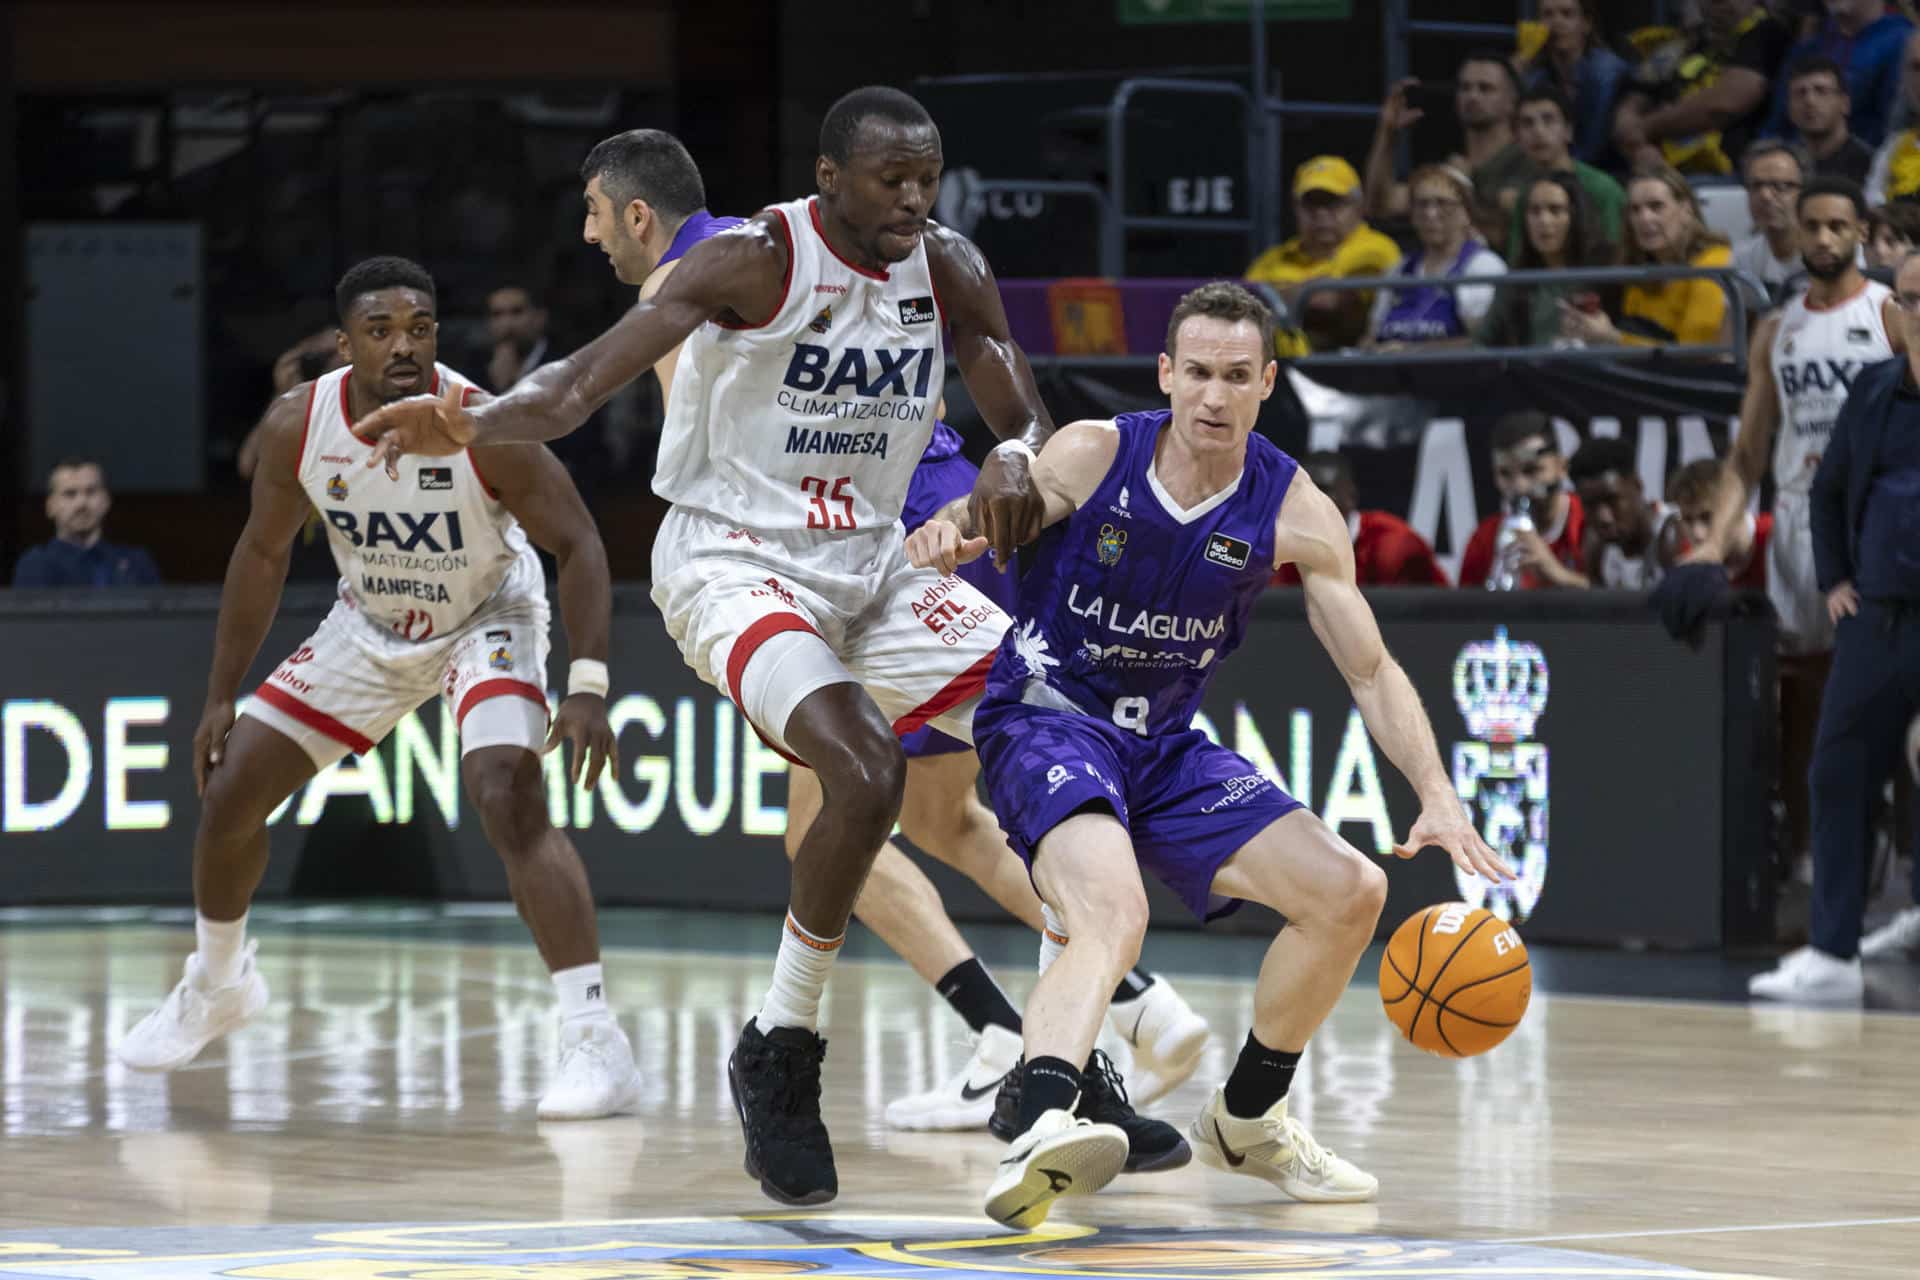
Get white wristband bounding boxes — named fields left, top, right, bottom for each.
left=995, top=438, right=1036, bottom=461
left=567, top=659, right=610, bottom=698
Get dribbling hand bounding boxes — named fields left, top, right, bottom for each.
left=544, top=693, right=618, bottom=790
left=193, top=700, right=237, bottom=797
left=361, top=381, right=475, bottom=479
left=906, top=518, right=989, bottom=577
left=1394, top=803, right=1514, bottom=883
left=969, top=444, right=1044, bottom=572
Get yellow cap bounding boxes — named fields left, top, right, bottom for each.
left=1293, top=155, right=1361, bottom=199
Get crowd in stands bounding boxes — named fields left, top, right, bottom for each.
left=1251, top=1, right=1920, bottom=355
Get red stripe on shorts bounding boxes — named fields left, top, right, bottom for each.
left=891, top=650, right=996, bottom=737
left=253, top=683, right=377, bottom=756
left=456, top=678, right=548, bottom=727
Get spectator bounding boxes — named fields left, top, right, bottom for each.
left=1766, top=0, right=1913, bottom=148
left=1558, top=164, right=1734, bottom=347
left=1480, top=173, right=1622, bottom=347
left=1571, top=435, right=1677, bottom=588
left=1272, top=452, right=1449, bottom=587
left=1457, top=411, right=1589, bottom=590
left=1667, top=456, right=1772, bottom=589
left=483, top=283, right=550, bottom=392
left=1246, top=156, right=1400, bottom=355
left=1505, top=84, right=1626, bottom=255
left=1613, top=0, right=1794, bottom=176
left=11, top=458, right=160, bottom=588
left=1865, top=31, right=1920, bottom=203
left=1364, top=53, right=1530, bottom=236
left=1866, top=199, right=1920, bottom=266
left=1733, top=140, right=1811, bottom=296
left=1781, top=55, right=1878, bottom=185
left=1367, top=165, right=1507, bottom=348
left=1513, top=0, right=1632, bottom=168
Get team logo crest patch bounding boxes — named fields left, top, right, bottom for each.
left=898, top=296, right=936, bottom=325
left=1204, top=532, right=1251, bottom=570
left=1096, top=523, right=1128, bottom=566
left=486, top=628, right=513, bottom=672
left=808, top=305, right=833, bottom=334
left=325, top=474, right=348, bottom=502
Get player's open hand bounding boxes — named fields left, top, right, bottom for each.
left=1827, top=580, right=1860, bottom=625
left=970, top=443, right=1044, bottom=573
left=193, top=699, right=237, bottom=797
left=361, top=380, right=475, bottom=479
left=906, top=518, right=989, bottom=577
left=545, top=692, right=618, bottom=790
left=1394, top=803, right=1513, bottom=883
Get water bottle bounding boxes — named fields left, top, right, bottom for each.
left=1486, top=493, right=1535, bottom=592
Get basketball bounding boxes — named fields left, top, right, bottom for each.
left=1379, top=902, right=1531, bottom=1057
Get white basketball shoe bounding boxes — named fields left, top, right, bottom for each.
left=887, top=1023, right=1022, bottom=1131
left=983, top=1108, right=1128, bottom=1228
left=1860, top=907, right=1920, bottom=960
left=1189, top=1087, right=1378, bottom=1202
left=538, top=1019, right=643, bottom=1120
left=118, top=942, right=269, bottom=1072
left=1748, top=946, right=1865, bottom=1002
left=1109, top=976, right=1208, bottom=1105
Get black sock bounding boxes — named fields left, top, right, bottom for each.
left=1017, top=1056, right=1082, bottom=1131
left=1111, top=967, right=1157, bottom=1004
left=1222, top=1031, right=1302, bottom=1119
left=934, top=958, right=1022, bottom=1035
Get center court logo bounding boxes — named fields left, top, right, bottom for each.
left=1449, top=626, right=1549, bottom=922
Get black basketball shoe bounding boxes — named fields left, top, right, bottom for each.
left=988, top=1051, right=1191, bottom=1173
left=728, top=1019, right=837, bottom=1204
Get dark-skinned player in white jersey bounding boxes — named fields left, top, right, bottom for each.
left=359, top=89, right=1065, bottom=1207
left=119, top=256, right=639, bottom=1120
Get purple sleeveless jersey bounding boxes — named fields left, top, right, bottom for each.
left=972, top=410, right=1305, bottom=919
left=672, top=211, right=1001, bottom=757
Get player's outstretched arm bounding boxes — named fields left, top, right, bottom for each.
left=1276, top=469, right=1513, bottom=883
left=928, top=225, right=1055, bottom=567
left=477, top=440, right=618, bottom=790
left=906, top=421, right=1118, bottom=576
left=361, top=219, right=790, bottom=469
left=199, top=387, right=317, bottom=794
left=1691, top=313, right=1779, bottom=564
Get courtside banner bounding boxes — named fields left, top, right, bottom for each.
left=0, top=588, right=1772, bottom=946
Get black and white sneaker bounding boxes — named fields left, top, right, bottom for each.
left=728, top=1020, right=837, bottom=1205
left=989, top=1051, right=1190, bottom=1172
left=982, top=1107, right=1127, bottom=1229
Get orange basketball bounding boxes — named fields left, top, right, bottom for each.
left=1379, top=902, right=1530, bottom=1057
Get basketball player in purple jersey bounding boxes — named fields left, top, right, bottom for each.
left=907, top=282, right=1512, bottom=1227
left=575, top=129, right=1203, bottom=1153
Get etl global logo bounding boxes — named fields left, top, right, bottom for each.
left=1450, top=627, right=1548, bottom=922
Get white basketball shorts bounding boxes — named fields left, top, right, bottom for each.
left=1767, top=493, right=1834, bottom=656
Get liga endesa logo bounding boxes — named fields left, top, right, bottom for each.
left=1449, top=627, right=1549, bottom=923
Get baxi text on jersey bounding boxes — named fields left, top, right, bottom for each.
left=323, top=509, right=466, bottom=553
left=1778, top=358, right=1862, bottom=397
left=785, top=425, right=891, bottom=456
left=1066, top=582, right=1225, bottom=642
left=781, top=343, right=937, bottom=399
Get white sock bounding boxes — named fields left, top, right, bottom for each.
left=196, top=912, right=248, bottom=987
left=1039, top=903, right=1068, bottom=975
left=755, top=912, right=842, bottom=1033
left=552, top=961, right=612, bottom=1027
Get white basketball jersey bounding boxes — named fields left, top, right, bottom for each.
left=655, top=195, right=946, bottom=533
left=296, top=363, right=538, bottom=643
left=1769, top=280, right=1891, bottom=497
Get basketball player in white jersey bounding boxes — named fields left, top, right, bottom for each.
left=577, top=127, right=1209, bottom=1135
left=119, top=257, right=643, bottom=1121
left=1691, top=177, right=1895, bottom=923
left=362, top=88, right=1059, bottom=1206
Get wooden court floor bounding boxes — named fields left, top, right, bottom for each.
left=1, top=909, right=1918, bottom=1280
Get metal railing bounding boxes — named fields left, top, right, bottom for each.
left=1103, top=77, right=1258, bottom=280
left=1285, top=263, right=1771, bottom=372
